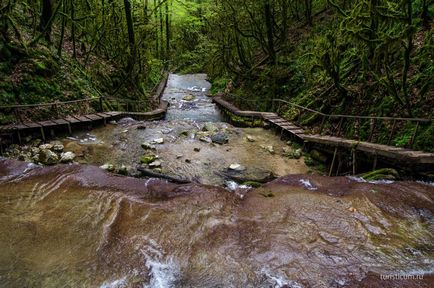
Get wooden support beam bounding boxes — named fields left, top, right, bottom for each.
left=410, top=121, right=420, bottom=148
left=329, top=147, right=338, bottom=177
left=352, top=150, right=357, bottom=176
left=40, top=127, right=46, bottom=142
left=387, top=119, right=397, bottom=146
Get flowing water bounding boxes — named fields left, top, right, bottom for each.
left=58, top=74, right=308, bottom=186
left=1, top=74, right=434, bottom=287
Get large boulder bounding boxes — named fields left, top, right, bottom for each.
left=38, top=149, right=59, bottom=165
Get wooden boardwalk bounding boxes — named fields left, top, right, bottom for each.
left=213, top=96, right=434, bottom=169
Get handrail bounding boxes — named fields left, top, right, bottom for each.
left=0, top=96, right=153, bottom=110
left=0, top=98, right=96, bottom=109
left=272, top=99, right=432, bottom=123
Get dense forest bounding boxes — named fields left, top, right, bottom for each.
left=0, top=0, right=433, bottom=150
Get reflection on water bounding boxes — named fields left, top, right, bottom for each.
left=0, top=158, right=433, bottom=287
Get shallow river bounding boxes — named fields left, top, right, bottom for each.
left=0, top=74, right=433, bottom=287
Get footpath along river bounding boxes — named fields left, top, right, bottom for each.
left=0, top=74, right=433, bottom=287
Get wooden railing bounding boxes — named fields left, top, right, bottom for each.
left=271, top=99, right=433, bottom=149
left=220, top=92, right=432, bottom=149
left=0, top=71, right=170, bottom=125
left=0, top=96, right=152, bottom=125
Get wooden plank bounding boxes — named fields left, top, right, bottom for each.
left=24, top=122, right=43, bottom=129
left=72, top=115, right=92, bottom=122
left=287, top=129, right=305, bottom=135
left=51, top=119, right=70, bottom=125
left=37, top=120, right=59, bottom=127
left=64, top=116, right=81, bottom=124
left=96, top=113, right=111, bottom=118
left=84, top=114, right=103, bottom=121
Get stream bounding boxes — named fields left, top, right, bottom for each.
left=0, top=74, right=433, bottom=287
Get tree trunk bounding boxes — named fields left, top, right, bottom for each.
left=165, top=0, right=170, bottom=59
left=264, top=0, right=276, bottom=64
left=123, top=0, right=136, bottom=70
left=57, top=0, right=66, bottom=57
left=71, top=0, right=76, bottom=58
left=39, top=0, right=53, bottom=42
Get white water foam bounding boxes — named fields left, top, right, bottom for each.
left=299, top=179, right=317, bottom=191
left=225, top=180, right=250, bottom=191
left=139, top=237, right=180, bottom=288
left=261, top=268, right=304, bottom=288
left=417, top=180, right=434, bottom=187
left=347, top=176, right=394, bottom=185
left=100, top=276, right=128, bottom=288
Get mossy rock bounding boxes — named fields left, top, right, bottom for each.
left=310, top=149, right=328, bottom=163
left=140, top=154, right=158, bottom=164
left=242, top=181, right=262, bottom=188
left=360, top=168, right=399, bottom=181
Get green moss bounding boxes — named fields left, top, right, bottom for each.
left=361, top=168, right=399, bottom=181
left=242, top=181, right=262, bottom=188
left=414, top=123, right=434, bottom=153
left=140, top=154, right=158, bottom=164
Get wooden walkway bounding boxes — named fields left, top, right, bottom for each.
left=0, top=103, right=168, bottom=143
left=0, top=73, right=170, bottom=145
left=213, top=96, right=434, bottom=168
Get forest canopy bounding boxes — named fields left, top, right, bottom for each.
left=0, top=0, right=433, bottom=149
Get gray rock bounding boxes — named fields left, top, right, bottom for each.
left=199, top=136, right=212, bottom=143
left=141, top=142, right=156, bottom=150
left=229, top=164, right=246, bottom=171
left=151, top=138, right=164, bottom=144
left=260, top=145, right=275, bottom=154
left=203, top=123, right=218, bottom=133
left=183, top=95, right=195, bottom=101
left=60, top=152, right=76, bottom=163
left=211, top=132, right=228, bottom=145
left=246, top=135, right=256, bottom=142
left=100, top=163, right=115, bottom=172
left=39, top=144, right=53, bottom=150
left=149, top=160, right=162, bottom=168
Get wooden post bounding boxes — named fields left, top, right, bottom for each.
left=40, top=127, right=46, bottom=142
left=368, top=119, right=376, bottom=142
left=352, top=149, right=356, bottom=176
left=99, top=97, right=104, bottom=112
left=372, top=154, right=378, bottom=171
left=336, top=117, right=344, bottom=137
left=319, top=115, right=327, bottom=135
left=329, top=147, right=338, bottom=177
left=67, top=122, right=72, bottom=135
left=17, top=131, right=22, bottom=145
left=410, top=121, right=420, bottom=148
left=387, top=119, right=397, bottom=145
left=14, top=108, right=22, bottom=123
